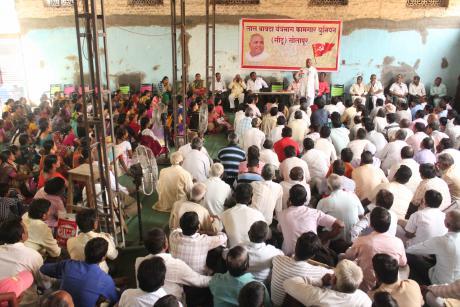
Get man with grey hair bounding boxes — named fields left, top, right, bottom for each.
left=182, top=137, right=211, bottom=182
left=407, top=209, right=460, bottom=285
left=437, top=153, right=460, bottom=210
left=169, top=182, right=220, bottom=234
left=317, top=174, right=364, bottom=244
left=250, top=164, right=283, bottom=225
left=154, top=152, right=193, bottom=212
left=203, top=163, right=232, bottom=216
left=284, top=259, right=372, bottom=306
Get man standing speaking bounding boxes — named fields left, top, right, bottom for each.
left=299, top=58, right=319, bottom=106
left=245, top=33, right=270, bottom=63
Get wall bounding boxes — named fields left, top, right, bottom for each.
left=4, top=0, right=460, bottom=102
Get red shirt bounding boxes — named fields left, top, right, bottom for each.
left=318, top=81, right=330, bottom=97
left=273, top=137, right=300, bottom=162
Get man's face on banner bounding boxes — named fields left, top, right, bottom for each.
left=249, top=34, right=265, bottom=57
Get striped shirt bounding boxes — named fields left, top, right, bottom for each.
left=237, top=172, right=263, bottom=184
left=217, top=145, right=246, bottom=179
left=271, top=255, right=332, bottom=306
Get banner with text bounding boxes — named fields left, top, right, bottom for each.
left=240, top=19, right=342, bottom=71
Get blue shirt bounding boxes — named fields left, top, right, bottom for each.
left=40, top=260, right=118, bottom=307
left=209, top=272, right=271, bottom=307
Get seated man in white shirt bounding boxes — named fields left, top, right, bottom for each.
left=259, top=140, right=280, bottom=170
left=119, top=257, right=171, bottom=307
left=221, top=183, right=266, bottom=247
left=280, top=167, right=311, bottom=210
left=366, top=74, right=385, bottom=109
left=67, top=209, right=118, bottom=273
left=0, top=218, right=44, bottom=306
left=283, top=259, right=371, bottom=307
left=349, top=76, right=367, bottom=106
left=203, top=163, right=232, bottom=216
left=301, top=138, right=329, bottom=188
left=317, top=160, right=356, bottom=196
left=351, top=189, right=398, bottom=241
left=364, top=121, right=387, bottom=153
left=250, top=164, right=283, bottom=225
left=330, top=112, right=350, bottom=156
left=242, top=221, right=284, bottom=283
left=408, top=75, right=426, bottom=104
left=315, top=126, right=337, bottom=164
left=279, top=145, right=310, bottom=183
left=242, top=117, right=265, bottom=153
left=214, top=72, right=227, bottom=97
left=387, top=146, right=422, bottom=193
left=430, top=77, right=447, bottom=106
left=377, top=129, right=408, bottom=174
left=246, top=72, right=268, bottom=93
left=400, top=190, right=448, bottom=247
left=389, top=74, right=409, bottom=104
left=182, top=137, right=211, bottom=183
left=347, top=128, right=377, bottom=164
left=22, top=199, right=61, bottom=258
left=135, top=228, right=211, bottom=300
left=406, top=209, right=460, bottom=286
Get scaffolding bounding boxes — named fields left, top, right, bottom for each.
left=170, top=0, right=216, bottom=146
left=73, top=0, right=125, bottom=247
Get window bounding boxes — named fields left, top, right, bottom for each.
left=309, top=0, right=348, bottom=5
left=43, top=0, right=74, bottom=7
left=214, top=0, right=260, bottom=4
left=406, top=0, right=449, bottom=7
left=128, top=0, right=163, bottom=5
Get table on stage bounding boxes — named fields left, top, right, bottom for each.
left=255, top=91, right=295, bottom=97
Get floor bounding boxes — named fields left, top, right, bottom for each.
left=112, top=130, right=229, bottom=286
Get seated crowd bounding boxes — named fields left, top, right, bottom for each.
left=0, top=69, right=460, bottom=307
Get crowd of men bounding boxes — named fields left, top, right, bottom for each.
left=0, top=58, right=460, bottom=307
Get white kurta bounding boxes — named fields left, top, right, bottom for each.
left=299, top=66, right=319, bottom=99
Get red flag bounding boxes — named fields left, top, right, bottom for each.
left=312, top=43, right=335, bottom=57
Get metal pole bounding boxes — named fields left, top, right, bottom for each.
left=180, top=0, right=188, bottom=142
left=170, top=0, right=178, bottom=145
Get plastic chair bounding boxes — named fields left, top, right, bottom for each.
left=331, top=84, right=345, bottom=99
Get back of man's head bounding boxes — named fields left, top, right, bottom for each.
left=446, top=210, right=460, bottom=232
left=190, top=182, right=207, bottom=202
left=144, top=228, right=166, bottom=255
left=393, top=165, right=412, bottom=184
left=238, top=281, right=265, bottom=307
left=303, top=138, right=315, bottom=151
left=372, top=253, right=399, bottom=285
left=44, top=177, right=66, bottom=196
left=394, top=129, right=407, bottom=141
left=235, top=183, right=253, bottom=205
left=370, top=207, right=391, bottom=233
left=341, top=148, right=353, bottom=163
left=327, top=174, right=342, bottom=192
left=191, top=137, right=203, bottom=150
left=424, top=190, right=443, bottom=208
left=294, top=231, right=321, bottom=261
left=289, top=184, right=308, bottom=206
left=419, top=163, right=436, bottom=179
left=276, top=116, right=286, bottom=126
left=154, top=295, right=180, bottom=307
left=180, top=211, right=200, bottom=236
left=137, top=257, right=166, bottom=293
left=400, top=146, right=414, bottom=159
left=320, top=126, right=331, bottom=138
left=40, top=290, right=74, bottom=307
left=376, top=190, right=394, bottom=210
left=361, top=151, right=374, bottom=165
left=421, top=137, right=434, bottom=150
left=281, top=126, right=292, bottom=138
left=294, top=110, right=302, bottom=120
left=284, top=146, right=297, bottom=158
left=248, top=221, right=269, bottom=243
left=28, top=199, right=51, bottom=220
left=210, top=163, right=225, bottom=178
left=261, top=164, right=276, bottom=181
left=0, top=218, right=25, bottom=244
left=85, top=237, right=108, bottom=264
left=334, top=260, right=363, bottom=294
left=226, top=246, right=249, bottom=277
left=228, top=132, right=239, bottom=144
left=386, top=113, right=397, bottom=124
left=356, top=128, right=367, bottom=140
left=331, top=112, right=342, bottom=128
left=372, top=291, right=399, bottom=307
left=289, top=167, right=304, bottom=181
left=263, top=139, right=273, bottom=150
left=75, top=209, right=97, bottom=233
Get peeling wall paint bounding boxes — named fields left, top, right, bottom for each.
left=11, top=24, right=460, bottom=102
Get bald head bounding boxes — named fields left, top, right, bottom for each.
left=190, top=182, right=207, bottom=202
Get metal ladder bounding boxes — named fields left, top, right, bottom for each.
left=73, top=0, right=125, bottom=247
